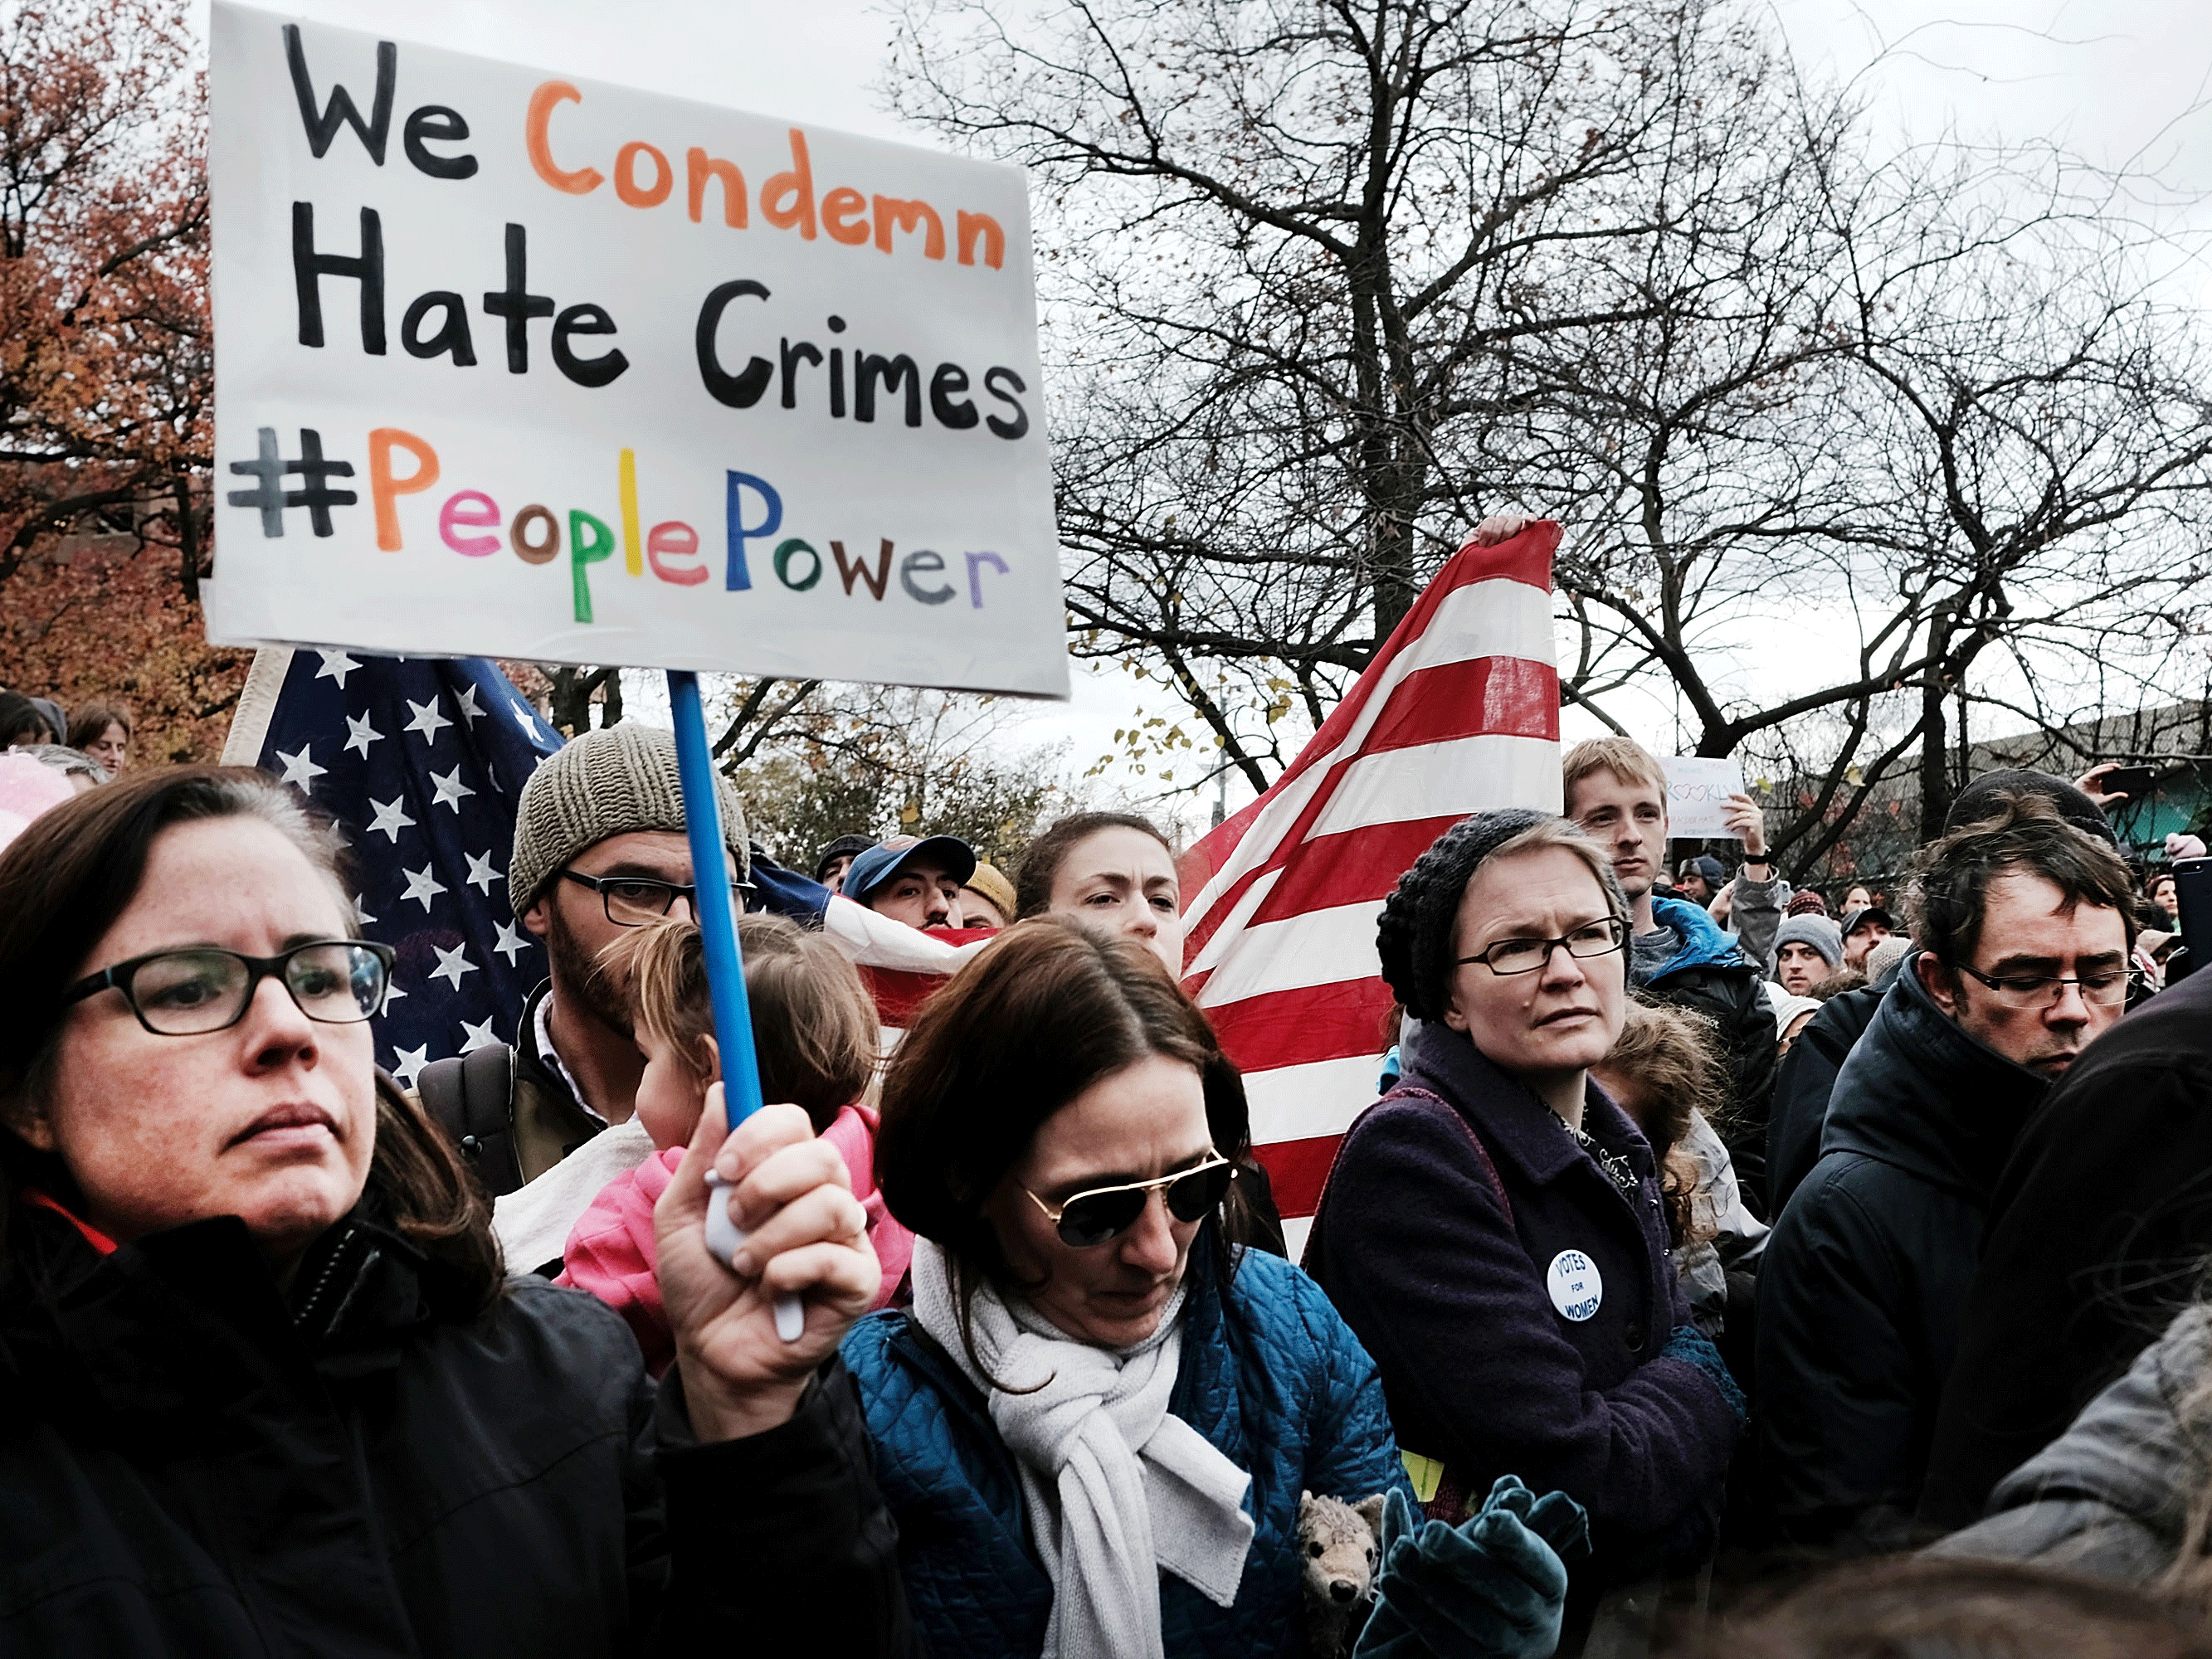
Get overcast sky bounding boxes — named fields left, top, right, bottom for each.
left=210, top=1, right=2212, bottom=816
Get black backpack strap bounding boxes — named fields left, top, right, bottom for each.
left=417, top=1044, right=524, bottom=1196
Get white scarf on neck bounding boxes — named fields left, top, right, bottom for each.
left=909, top=1239, right=1255, bottom=1659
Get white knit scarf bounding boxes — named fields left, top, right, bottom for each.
left=909, top=1239, right=1256, bottom=1659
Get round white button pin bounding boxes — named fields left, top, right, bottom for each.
left=1547, top=1250, right=1603, bottom=1322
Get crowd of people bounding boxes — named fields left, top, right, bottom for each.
left=0, top=690, right=133, bottom=840
left=5, top=682, right=2212, bottom=1657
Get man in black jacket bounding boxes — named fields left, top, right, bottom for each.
left=1564, top=737, right=1781, bottom=1205
left=1762, top=973, right=1886, bottom=1219
left=1919, top=958, right=2212, bottom=1530
left=1755, top=792, right=2136, bottom=1551
left=1761, top=769, right=2126, bottom=1220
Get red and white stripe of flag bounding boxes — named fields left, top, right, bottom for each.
left=1178, top=524, right=1562, bottom=1256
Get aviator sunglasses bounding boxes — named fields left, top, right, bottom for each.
left=1022, top=1152, right=1238, bottom=1248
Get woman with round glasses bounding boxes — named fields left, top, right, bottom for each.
left=1305, top=810, right=1743, bottom=1634
left=0, top=767, right=913, bottom=1653
left=845, top=917, right=1494, bottom=1657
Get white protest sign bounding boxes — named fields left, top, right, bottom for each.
left=1662, top=755, right=1748, bottom=839
left=207, top=5, right=1067, bottom=698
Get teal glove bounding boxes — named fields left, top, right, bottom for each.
left=1352, top=1477, right=1586, bottom=1659
left=1658, top=1323, right=1747, bottom=1428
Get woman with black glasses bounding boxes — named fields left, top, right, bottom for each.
left=1304, top=811, right=1743, bottom=1646
left=0, top=766, right=914, bottom=1655
left=847, top=916, right=1581, bottom=1658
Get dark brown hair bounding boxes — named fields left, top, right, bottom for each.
left=875, top=916, right=1254, bottom=1327
left=64, top=701, right=132, bottom=752
left=1704, top=1555, right=2212, bottom=1659
left=1907, top=791, right=2138, bottom=975
left=604, top=912, right=879, bottom=1133
left=1013, top=811, right=1173, bottom=918
left=0, top=766, right=501, bottom=1305
left=0, top=692, right=56, bottom=747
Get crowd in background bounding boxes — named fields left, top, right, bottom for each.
left=5, top=676, right=2212, bottom=1658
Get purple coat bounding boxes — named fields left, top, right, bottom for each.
left=1303, top=1022, right=1739, bottom=1578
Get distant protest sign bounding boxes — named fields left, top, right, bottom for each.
left=206, top=5, right=1067, bottom=698
left=1662, top=755, right=1749, bottom=839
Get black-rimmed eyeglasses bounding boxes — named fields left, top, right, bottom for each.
left=61, top=940, right=395, bottom=1035
left=1954, top=961, right=2134, bottom=1009
left=1022, top=1154, right=1238, bottom=1248
left=1457, top=916, right=1628, bottom=976
left=560, top=868, right=754, bottom=927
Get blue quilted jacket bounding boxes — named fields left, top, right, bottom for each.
left=842, top=1243, right=1411, bottom=1657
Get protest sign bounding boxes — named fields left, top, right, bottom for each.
left=207, top=4, right=1067, bottom=698
left=1663, top=755, right=1749, bottom=839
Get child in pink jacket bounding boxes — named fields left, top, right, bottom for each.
left=558, top=912, right=914, bottom=1374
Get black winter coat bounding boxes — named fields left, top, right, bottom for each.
left=1762, top=979, right=1884, bottom=1219
left=0, top=1194, right=915, bottom=1657
left=1304, top=1022, right=1741, bottom=1589
left=1920, top=963, right=2212, bottom=1530
left=1755, top=957, right=2049, bottom=1550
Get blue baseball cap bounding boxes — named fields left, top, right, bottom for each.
left=843, top=834, right=977, bottom=902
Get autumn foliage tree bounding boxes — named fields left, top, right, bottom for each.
left=0, top=1, right=235, bottom=761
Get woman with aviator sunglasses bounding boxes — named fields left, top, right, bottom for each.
left=849, top=917, right=1583, bottom=1658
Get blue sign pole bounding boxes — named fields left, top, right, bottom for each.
left=666, top=667, right=801, bottom=1340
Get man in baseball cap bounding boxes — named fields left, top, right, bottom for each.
left=416, top=723, right=748, bottom=1222
left=842, top=834, right=977, bottom=932
left=1839, top=904, right=1896, bottom=971
left=1676, top=853, right=1726, bottom=907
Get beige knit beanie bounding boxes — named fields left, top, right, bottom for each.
left=509, top=723, right=749, bottom=911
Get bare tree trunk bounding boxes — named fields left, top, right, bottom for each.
left=892, top=0, right=2212, bottom=850
left=544, top=666, right=621, bottom=736
left=175, top=472, right=201, bottom=604
left=1919, top=611, right=1955, bottom=843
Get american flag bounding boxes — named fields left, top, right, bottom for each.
left=1177, top=524, right=1562, bottom=1255
left=222, top=649, right=563, bottom=1087
left=223, top=647, right=983, bottom=1073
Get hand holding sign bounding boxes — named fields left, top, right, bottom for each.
left=209, top=10, right=1074, bottom=1381
left=1660, top=757, right=1751, bottom=841
left=656, top=1092, right=878, bottom=1440
left=1717, top=792, right=1768, bottom=856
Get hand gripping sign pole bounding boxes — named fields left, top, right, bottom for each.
left=207, top=9, right=1070, bottom=1341
left=668, top=669, right=805, bottom=1341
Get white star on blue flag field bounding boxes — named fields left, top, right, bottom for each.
left=246, top=651, right=563, bottom=1088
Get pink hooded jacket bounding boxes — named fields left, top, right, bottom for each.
left=555, top=1103, right=914, bottom=1375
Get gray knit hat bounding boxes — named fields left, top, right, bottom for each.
left=1769, top=913, right=1843, bottom=978
left=509, top=724, right=748, bottom=911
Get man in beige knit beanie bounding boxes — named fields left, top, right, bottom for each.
left=415, top=724, right=748, bottom=1248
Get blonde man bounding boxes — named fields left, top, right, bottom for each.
left=1563, top=736, right=1780, bottom=1208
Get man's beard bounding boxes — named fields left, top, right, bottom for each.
left=545, top=905, right=633, bottom=1037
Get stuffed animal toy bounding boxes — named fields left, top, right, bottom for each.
left=1298, top=1489, right=1386, bottom=1657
